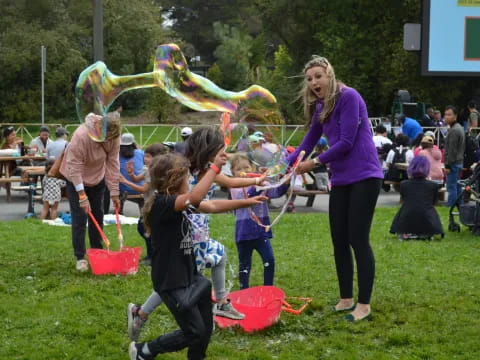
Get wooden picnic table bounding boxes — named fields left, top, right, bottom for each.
left=0, top=155, right=46, bottom=202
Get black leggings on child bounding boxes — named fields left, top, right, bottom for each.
left=146, top=283, right=213, bottom=360
left=329, top=177, right=381, bottom=305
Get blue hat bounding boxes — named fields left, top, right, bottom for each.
left=317, top=137, right=327, bottom=148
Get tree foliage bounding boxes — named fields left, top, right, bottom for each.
left=253, top=0, right=479, bottom=119
left=0, top=0, right=168, bottom=123
left=2, top=0, right=480, bottom=124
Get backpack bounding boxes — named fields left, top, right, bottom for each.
left=378, top=142, right=394, bottom=161
left=386, top=147, right=408, bottom=182
left=464, top=133, right=479, bottom=169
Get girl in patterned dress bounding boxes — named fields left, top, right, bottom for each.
left=41, top=159, right=66, bottom=219
left=127, top=127, right=268, bottom=341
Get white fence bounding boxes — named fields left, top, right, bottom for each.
left=3, top=120, right=477, bottom=149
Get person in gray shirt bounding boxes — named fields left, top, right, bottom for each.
left=46, top=127, right=69, bottom=160
left=444, top=105, right=465, bottom=207
left=29, top=126, right=52, bottom=154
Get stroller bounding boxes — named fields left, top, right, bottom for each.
left=448, top=164, right=480, bottom=235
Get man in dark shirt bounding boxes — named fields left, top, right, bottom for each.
left=422, top=106, right=435, bottom=127
left=444, top=105, right=465, bottom=207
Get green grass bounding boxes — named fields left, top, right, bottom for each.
left=0, top=207, right=479, bottom=359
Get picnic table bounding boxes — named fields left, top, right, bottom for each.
left=0, top=155, right=46, bottom=202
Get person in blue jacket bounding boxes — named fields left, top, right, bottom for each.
left=119, top=133, right=145, bottom=214
left=398, top=114, right=423, bottom=142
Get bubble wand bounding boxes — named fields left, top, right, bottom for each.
left=243, top=151, right=305, bottom=232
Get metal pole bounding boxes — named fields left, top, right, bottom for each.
left=41, top=46, right=46, bottom=125
left=93, top=0, right=104, bottom=62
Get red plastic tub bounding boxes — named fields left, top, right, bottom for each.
left=214, top=286, right=285, bottom=332
left=87, top=246, right=142, bottom=276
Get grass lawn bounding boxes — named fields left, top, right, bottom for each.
left=0, top=207, right=479, bottom=359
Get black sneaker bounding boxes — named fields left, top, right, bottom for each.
left=127, top=303, right=147, bottom=341
left=129, top=342, right=153, bottom=360
left=140, top=257, right=151, bottom=266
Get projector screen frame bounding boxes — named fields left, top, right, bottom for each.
left=421, top=0, right=480, bottom=77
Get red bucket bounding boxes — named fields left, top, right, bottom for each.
left=215, top=286, right=285, bottom=332
left=87, top=246, right=142, bottom=275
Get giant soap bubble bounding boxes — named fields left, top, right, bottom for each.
left=75, top=43, right=283, bottom=141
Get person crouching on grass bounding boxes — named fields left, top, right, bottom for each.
left=390, top=155, right=444, bottom=240
left=129, top=151, right=267, bottom=360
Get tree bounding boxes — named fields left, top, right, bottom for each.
left=0, top=0, right=169, bottom=123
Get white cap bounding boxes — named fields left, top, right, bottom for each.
left=181, top=127, right=193, bottom=137
left=120, top=133, right=135, bottom=146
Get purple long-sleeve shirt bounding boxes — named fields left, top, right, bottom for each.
left=288, top=87, right=383, bottom=186
left=230, top=184, right=288, bottom=242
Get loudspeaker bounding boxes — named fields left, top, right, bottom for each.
left=402, top=103, right=418, bottom=119
left=403, top=23, right=421, bottom=51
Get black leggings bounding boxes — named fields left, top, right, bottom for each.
left=147, top=283, right=213, bottom=360
left=329, top=178, right=381, bottom=304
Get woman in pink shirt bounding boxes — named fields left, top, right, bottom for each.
left=418, top=136, right=444, bottom=184
left=60, top=112, right=121, bottom=272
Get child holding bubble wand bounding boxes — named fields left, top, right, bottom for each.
left=129, top=151, right=267, bottom=360
left=229, top=153, right=291, bottom=289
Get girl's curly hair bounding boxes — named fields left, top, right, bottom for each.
left=142, top=153, right=190, bottom=235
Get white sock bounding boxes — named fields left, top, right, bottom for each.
left=142, top=343, right=151, bottom=355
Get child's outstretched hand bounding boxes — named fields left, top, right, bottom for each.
left=257, top=173, right=268, bottom=186
left=213, top=147, right=228, bottom=168
left=119, top=174, right=128, bottom=184
left=246, top=195, right=269, bottom=206
left=282, top=172, right=293, bottom=184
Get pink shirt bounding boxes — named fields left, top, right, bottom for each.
left=59, top=124, right=120, bottom=196
left=418, top=148, right=444, bottom=181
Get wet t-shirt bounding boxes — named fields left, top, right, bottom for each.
left=149, top=194, right=195, bottom=292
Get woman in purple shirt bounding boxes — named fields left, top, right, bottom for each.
left=290, top=56, right=383, bottom=322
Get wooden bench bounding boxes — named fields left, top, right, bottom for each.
left=292, top=189, right=329, bottom=207
left=126, top=194, right=144, bottom=200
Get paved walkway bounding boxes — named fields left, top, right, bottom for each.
left=0, top=186, right=403, bottom=221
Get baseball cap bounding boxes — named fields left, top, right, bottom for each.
left=55, top=127, right=69, bottom=137
left=421, top=136, right=434, bottom=144
left=424, top=130, right=435, bottom=138
left=248, top=134, right=265, bottom=143
left=286, top=146, right=296, bottom=154
left=253, top=131, right=264, bottom=138
left=317, top=137, right=327, bottom=148
left=181, top=127, right=193, bottom=137
left=120, top=133, right=135, bottom=146
left=39, top=125, right=50, bottom=133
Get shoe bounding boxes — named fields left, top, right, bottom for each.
left=213, top=299, right=245, bottom=320
left=127, top=303, right=147, bottom=341
left=332, top=303, right=356, bottom=312
left=140, top=257, right=151, bottom=266
left=75, top=259, right=88, bottom=272
left=344, top=311, right=372, bottom=322
left=129, top=342, right=152, bottom=360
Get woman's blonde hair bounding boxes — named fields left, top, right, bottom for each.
left=300, top=56, right=342, bottom=127
left=142, top=153, right=190, bottom=235
left=105, top=111, right=122, bottom=141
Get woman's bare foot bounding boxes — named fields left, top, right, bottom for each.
left=345, top=303, right=371, bottom=321
left=334, top=298, right=355, bottom=311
